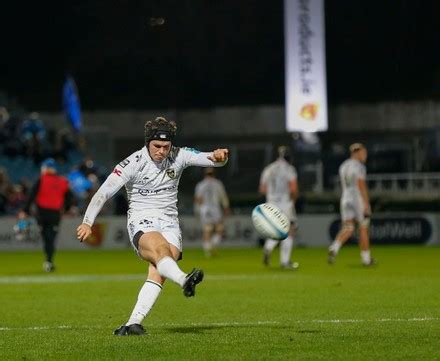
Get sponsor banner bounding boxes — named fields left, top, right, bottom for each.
left=329, top=214, right=437, bottom=245
left=284, top=0, right=328, bottom=132
left=0, top=213, right=438, bottom=251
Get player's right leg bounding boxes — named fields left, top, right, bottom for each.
left=138, top=231, right=204, bottom=297
left=359, top=218, right=376, bottom=266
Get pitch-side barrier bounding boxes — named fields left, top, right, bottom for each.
left=0, top=213, right=438, bottom=251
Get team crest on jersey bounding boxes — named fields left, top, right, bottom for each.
left=166, top=168, right=176, bottom=179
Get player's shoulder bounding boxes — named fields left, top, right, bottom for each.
left=340, top=158, right=351, bottom=168
left=263, top=161, right=277, bottom=172
left=119, top=148, right=143, bottom=166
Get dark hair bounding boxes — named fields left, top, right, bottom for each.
left=144, top=117, right=177, bottom=145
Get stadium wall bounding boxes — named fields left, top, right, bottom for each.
left=0, top=213, right=438, bottom=251
left=40, top=100, right=440, bottom=137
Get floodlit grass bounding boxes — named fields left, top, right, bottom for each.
left=0, top=246, right=439, bottom=360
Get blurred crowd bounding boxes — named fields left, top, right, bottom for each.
left=0, top=106, right=126, bottom=217
left=0, top=107, right=77, bottom=164
left=0, top=156, right=110, bottom=217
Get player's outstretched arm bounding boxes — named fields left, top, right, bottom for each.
left=77, top=223, right=92, bottom=242
left=207, top=148, right=229, bottom=163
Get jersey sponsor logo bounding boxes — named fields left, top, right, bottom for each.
left=119, top=158, right=130, bottom=168
left=113, top=168, right=122, bottom=176
left=138, top=185, right=177, bottom=196
left=166, top=168, right=176, bottom=179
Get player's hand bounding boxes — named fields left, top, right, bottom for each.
left=208, top=148, right=229, bottom=162
left=76, top=223, right=92, bottom=243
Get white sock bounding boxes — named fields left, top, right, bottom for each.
left=264, top=239, right=279, bottom=253
left=156, top=256, right=187, bottom=287
left=212, top=233, right=221, bottom=246
left=361, top=250, right=371, bottom=264
left=126, top=280, right=162, bottom=326
left=280, top=237, right=293, bottom=265
left=203, top=240, right=212, bottom=256
left=329, top=240, right=342, bottom=254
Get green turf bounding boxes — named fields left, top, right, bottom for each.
left=0, top=246, right=439, bottom=360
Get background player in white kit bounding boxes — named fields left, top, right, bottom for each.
left=328, top=143, right=375, bottom=266
left=76, top=117, right=228, bottom=336
left=194, top=167, right=230, bottom=257
left=259, top=146, right=299, bottom=269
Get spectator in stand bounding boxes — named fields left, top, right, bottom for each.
left=0, top=167, right=12, bottom=215
left=21, top=112, right=47, bottom=163
left=0, top=107, right=10, bottom=144
left=0, top=108, right=23, bottom=157
left=6, top=184, right=27, bottom=215
left=53, top=128, right=77, bottom=163
left=67, top=157, right=101, bottom=212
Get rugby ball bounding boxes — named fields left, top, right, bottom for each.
left=252, top=203, right=290, bottom=240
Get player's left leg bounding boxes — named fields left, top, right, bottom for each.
left=114, top=264, right=165, bottom=336
left=40, top=221, right=57, bottom=272
left=280, top=224, right=299, bottom=269
left=210, top=222, right=224, bottom=256
left=202, top=224, right=214, bottom=257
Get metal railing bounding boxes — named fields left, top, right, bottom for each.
left=332, top=173, right=440, bottom=194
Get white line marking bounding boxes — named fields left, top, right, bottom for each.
left=0, top=318, right=438, bottom=332
left=0, top=274, right=298, bottom=284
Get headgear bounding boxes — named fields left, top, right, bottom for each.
left=144, top=117, right=177, bottom=145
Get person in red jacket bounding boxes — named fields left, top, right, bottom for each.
left=19, top=158, right=74, bottom=272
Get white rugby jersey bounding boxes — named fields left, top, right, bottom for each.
left=260, top=158, right=297, bottom=209
left=83, top=146, right=226, bottom=226
left=339, top=158, right=366, bottom=202
left=195, top=177, right=228, bottom=212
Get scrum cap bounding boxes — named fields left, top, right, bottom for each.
left=144, top=117, right=177, bottom=145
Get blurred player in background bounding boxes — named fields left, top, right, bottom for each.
left=328, top=143, right=375, bottom=266
left=194, top=167, right=230, bottom=257
left=259, top=145, right=299, bottom=269
left=19, top=158, right=74, bottom=272
left=76, top=117, right=228, bottom=336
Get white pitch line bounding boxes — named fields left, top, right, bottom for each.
left=302, top=317, right=440, bottom=324
left=0, top=273, right=297, bottom=285
left=0, top=318, right=438, bottom=332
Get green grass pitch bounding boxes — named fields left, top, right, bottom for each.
left=0, top=246, right=439, bottom=360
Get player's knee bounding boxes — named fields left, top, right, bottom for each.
left=360, top=217, right=371, bottom=228
left=342, top=222, right=355, bottom=236
left=203, top=224, right=214, bottom=233
left=147, top=264, right=166, bottom=285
